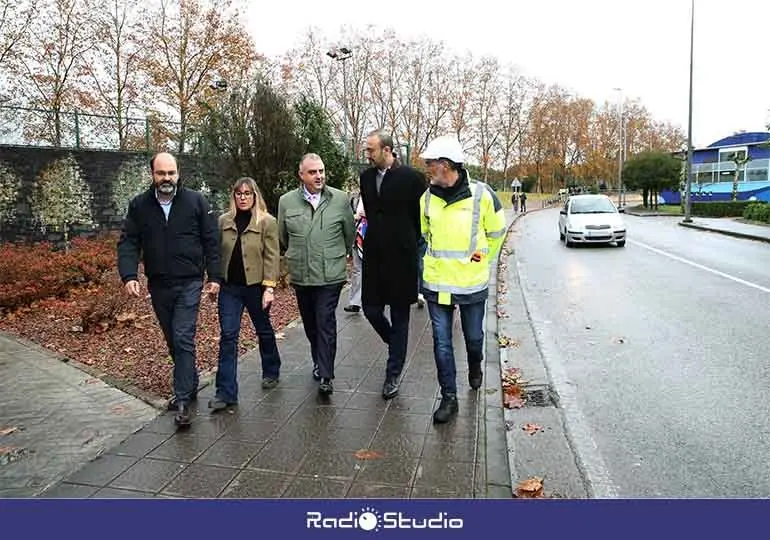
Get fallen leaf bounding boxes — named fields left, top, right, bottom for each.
left=504, top=420, right=515, bottom=431
left=515, top=477, right=545, bottom=498
left=70, top=325, right=83, bottom=333
left=613, top=337, right=625, bottom=344
left=522, top=423, right=543, bottom=435
left=275, top=332, right=286, bottom=340
left=123, top=347, right=135, bottom=353
left=498, top=335, right=521, bottom=348
left=504, top=393, right=525, bottom=409
left=0, top=427, right=18, bottom=436
left=115, top=311, right=137, bottom=323
left=353, top=449, right=383, bottom=460
left=111, top=405, right=128, bottom=414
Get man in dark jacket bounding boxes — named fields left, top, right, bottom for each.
left=117, top=152, right=221, bottom=428
left=359, top=130, right=427, bottom=400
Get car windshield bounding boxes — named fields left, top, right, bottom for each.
left=570, top=198, right=617, bottom=214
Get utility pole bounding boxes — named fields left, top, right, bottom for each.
left=614, top=88, right=623, bottom=208
left=327, top=46, right=353, bottom=156
left=683, top=0, right=695, bottom=223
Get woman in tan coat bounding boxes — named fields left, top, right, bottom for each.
left=210, top=177, right=281, bottom=411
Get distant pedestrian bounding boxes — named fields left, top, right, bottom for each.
left=512, top=192, right=519, bottom=213
left=211, top=177, right=282, bottom=412
left=117, top=152, right=221, bottom=428
left=277, top=153, right=355, bottom=395
left=520, top=191, right=528, bottom=212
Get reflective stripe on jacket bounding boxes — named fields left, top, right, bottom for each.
left=420, top=180, right=506, bottom=305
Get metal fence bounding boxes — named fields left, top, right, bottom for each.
left=0, top=105, right=187, bottom=152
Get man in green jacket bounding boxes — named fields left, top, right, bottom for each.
left=277, top=153, right=355, bottom=395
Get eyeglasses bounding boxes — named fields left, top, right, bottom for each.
left=234, top=191, right=253, bottom=199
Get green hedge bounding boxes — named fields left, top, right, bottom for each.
left=742, top=202, right=770, bottom=223
left=691, top=201, right=756, bottom=217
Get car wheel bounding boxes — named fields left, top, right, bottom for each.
left=616, top=240, right=626, bottom=248
left=559, top=229, right=565, bottom=241
left=565, top=238, right=574, bottom=248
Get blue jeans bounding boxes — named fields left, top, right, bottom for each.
left=427, top=300, right=486, bottom=396
left=217, top=283, right=281, bottom=402
left=148, top=279, right=203, bottom=405
left=417, top=236, right=428, bottom=294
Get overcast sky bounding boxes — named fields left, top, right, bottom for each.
left=244, top=0, right=770, bottom=149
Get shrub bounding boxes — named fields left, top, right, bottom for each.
left=743, top=202, right=770, bottom=223
left=0, top=234, right=117, bottom=310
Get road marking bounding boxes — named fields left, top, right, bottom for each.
left=630, top=239, right=770, bottom=294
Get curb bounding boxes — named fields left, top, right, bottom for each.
left=494, top=208, right=592, bottom=499
left=625, top=211, right=682, bottom=217
left=678, top=222, right=770, bottom=244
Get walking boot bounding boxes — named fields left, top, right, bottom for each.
left=432, top=394, right=458, bottom=424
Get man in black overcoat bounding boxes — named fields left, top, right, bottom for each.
left=359, top=129, right=428, bottom=400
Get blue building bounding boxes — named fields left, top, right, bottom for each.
left=661, top=132, right=770, bottom=204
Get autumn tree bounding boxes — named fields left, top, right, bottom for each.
left=196, top=78, right=300, bottom=213
left=143, top=0, right=259, bottom=153
left=84, top=0, right=146, bottom=149
left=8, top=0, right=97, bottom=145
left=0, top=0, right=39, bottom=71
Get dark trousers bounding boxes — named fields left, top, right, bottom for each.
left=293, top=283, right=343, bottom=379
left=217, top=283, right=281, bottom=403
left=363, top=304, right=411, bottom=381
left=148, top=279, right=203, bottom=405
left=426, top=300, right=485, bottom=396
left=417, top=236, right=428, bottom=294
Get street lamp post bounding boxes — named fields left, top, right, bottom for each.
left=613, top=88, right=623, bottom=208
left=683, top=0, right=695, bottom=223
left=327, top=46, right=353, bottom=156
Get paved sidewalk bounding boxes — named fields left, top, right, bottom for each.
left=37, top=299, right=510, bottom=498
left=679, top=217, right=770, bottom=243
left=0, top=333, right=157, bottom=497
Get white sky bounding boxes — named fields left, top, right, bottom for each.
left=244, top=0, right=770, bottom=149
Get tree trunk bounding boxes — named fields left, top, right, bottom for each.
left=642, top=188, right=649, bottom=208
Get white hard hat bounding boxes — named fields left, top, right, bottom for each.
left=420, top=135, right=465, bottom=164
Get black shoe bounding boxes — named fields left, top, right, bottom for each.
left=319, top=378, right=334, bottom=395
left=382, top=379, right=400, bottom=400
left=167, top=390, right=197, bottom=412
left=208, top=398, right=237, bottom=412
left=261, top=377, right=279, bottom=389
left=469, top=364, right=483, bottom=390
left=312, top=364, right=321, bottom=381
left=344, top=305, right=361, bottom=313
left=432, top=394, right=458, bottom=424
left=174, top=403, right=192, bottom=427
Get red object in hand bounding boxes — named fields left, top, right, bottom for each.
left=471, top=251, right=482, bottom=262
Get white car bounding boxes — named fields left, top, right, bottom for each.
left=558, top=194, right=626, bottom=247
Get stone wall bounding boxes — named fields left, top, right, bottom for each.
left=0, top=145, right=218, bottom=243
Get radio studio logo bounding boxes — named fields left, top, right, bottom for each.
left=306, top=506, right=464, bottom=532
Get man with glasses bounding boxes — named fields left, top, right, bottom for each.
left=117, top=152, right=221, bottom=428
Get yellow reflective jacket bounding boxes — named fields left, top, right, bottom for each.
left=420, top=175, right=507, bottom=305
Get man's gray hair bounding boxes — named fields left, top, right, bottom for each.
left=299, top=153, right=323, bottom=171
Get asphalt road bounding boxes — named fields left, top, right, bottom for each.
left=513, top=209, right=770, bottom=497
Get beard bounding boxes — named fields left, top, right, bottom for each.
left=157, top=181, right=176, bottom=195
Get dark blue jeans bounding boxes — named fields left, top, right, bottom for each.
left=216, top=283, right=282, bottom=403
left=427, top=300, right=486, bottom=396
left=148, top=279, right=203, bottom=405
left=363, top=304, right=411, bottom=381
left=293, top=283, right=343, bottom=380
